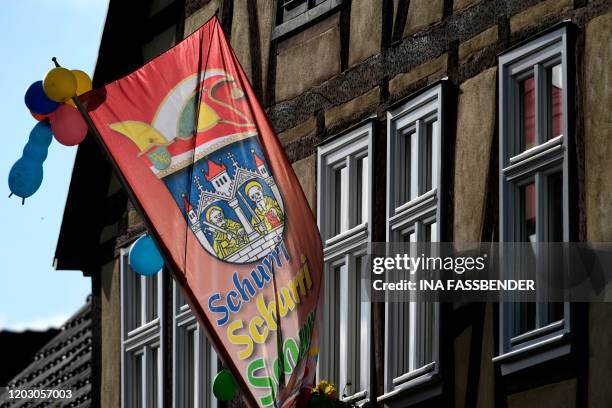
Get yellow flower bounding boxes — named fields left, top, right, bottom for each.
left=311, top=380, right=338, bottom=400
left=323, top=384, right=338, bottom=400
left=314, top=380, right=328, bottom=392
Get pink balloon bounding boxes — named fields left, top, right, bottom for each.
left=50, top=104, right=87, bottom=146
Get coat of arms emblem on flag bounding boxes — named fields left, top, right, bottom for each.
left=80, top=16, right=323, bottom=408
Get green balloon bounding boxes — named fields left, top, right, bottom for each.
left=213, top=369, right=237, bottom=401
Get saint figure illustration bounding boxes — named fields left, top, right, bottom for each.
left=204, top=205, right=248, bottom=259
left=246, top=181, right=284, bottom=234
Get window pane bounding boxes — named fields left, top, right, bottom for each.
left=393, top=302, right=414, bottom=378
left=150, top=347, right=160, bottom=408
left=400, top=129, right=418, bottom=205
left=207, top=345, right=218, bottom=408
left=356, top=156, right=369, bottom=225
left=131, top=353, right=144, bottom=408
left=425, top=222, right=438, bottom=243
left=176, top=285, right=187, bottom=310
left=546, top=172, right=563, bottom=241
left=416, top=302, right=435, bottom=368
left=146, top=275, right=158, bottom=323
left=338, top=263, right=349, bottom=391
left=277, top=0, right=309, bottom=24
left=355, top=256, right=370, bottom=392
left=333, top=166, right=349, bottom=236
left=186, top=330, right=196, bottom=408
left=513, top=301, right=535, bottom=337
left=401, top=230, right=416, bottom=243
left=544, top=172, right=564, bottom=325
left=515, top=182, right=537, bottom=336
left=327, top=264, right=342, bottom=387
left=341, top=256, right=370, bottom=395
left=425, top=120, right=439, bottom=192
left=520, top=76, right=536, bottom=151
left=549, top=64, right=563, bottom=139
left=128, top=272, right=142, bottom=332
left=520, top=183, right=537, bottom=243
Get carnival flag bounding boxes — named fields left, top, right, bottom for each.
left=79, top=16, right=323, bottom=407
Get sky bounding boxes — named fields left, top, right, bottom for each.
left=0, top=0, right=109, bottom=331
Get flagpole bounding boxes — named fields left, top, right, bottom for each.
left=52, top=57, right=261, bottom=408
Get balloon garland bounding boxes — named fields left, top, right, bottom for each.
left=12, top=59, right=166, bottom=276
left=8, top=61, right=92, bottom=204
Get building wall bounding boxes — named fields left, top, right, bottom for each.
left=584, top=10, right=612, bottom=408
left=99, top=259, right=121, bottom=408
left=87, top=0, right=612, bottom=406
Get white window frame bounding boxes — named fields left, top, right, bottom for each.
left=381, top=83, right=445, bottom=403
left=173, top=282, right=218, bottom=408
left=120, top=246, right=164, bottom=408
left=273, top=0, right=343, bottom=39
left=317, top=122, right=373, bottom=404
left=494, top=25, right=572, bottom=375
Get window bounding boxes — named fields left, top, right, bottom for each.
left=381, top=83, right=446, bottom=402
left=495, top=26, right=572, bottom=374
left=317, top=122, right=373, bottom=404
left=273, top=0, right=343, bottom=39
left=173, top=284, right=218, bottom=408
left=121, top=248, right=164, bottom=408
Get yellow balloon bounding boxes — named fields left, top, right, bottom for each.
left=66, top=70, right=93, bottom=106
left=43, top=67, right=77, bottom=102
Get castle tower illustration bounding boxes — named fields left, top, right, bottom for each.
left=250, top=149, right=282, bottom=210
left=204, top=160, right=232, bottom=196
left=252, top=149, right=269, bottom=178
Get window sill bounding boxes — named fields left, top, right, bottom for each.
left=126, top=318, right=160, bottom=339
left=323, top=222, right=368, bottom=261
left=342, top=390, right=368, bottom=405
left=493, top=331, right=571, bottom=375
left=377, top=368, right=442, bottom=407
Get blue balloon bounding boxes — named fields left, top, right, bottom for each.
left=23, top=122, right=53, bottom=161
left=8, top=157, right=43, bottom=199
left=29, top=121, right=53, bottom=146
left=129, top=234, right=164, bottom=276
left=23, top=143, right=49, bottom=161
left=25, top=81, right=59, bottom=115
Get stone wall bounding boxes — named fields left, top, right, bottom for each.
left=453, top=67, right=497, bottom=243
left=584, top=10, right=612, bottom=407
left=99, top=259, right=121, bottom=408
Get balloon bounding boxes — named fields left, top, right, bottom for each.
left=30, top=111, right=52, bottom=121
left=66, top=70, right=92, bottom=107
left=23, top=143, right=49, bottom=161
left=23, top=122, right=53, bottom=161
left=213, top=369, right=237, bottom=401
left=50, top=104, right=87, bottom=146
left=29, top=121, right=53, bottom=146
left=43, top=67, right=77, bottom=102
left=128, top=234, right=164, bottom=276
left=25, top=81, right=59, bottom=115
left=8, top=157, right=43, bottom=199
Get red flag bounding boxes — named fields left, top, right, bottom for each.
left=81, top=17, right=323, bottom=407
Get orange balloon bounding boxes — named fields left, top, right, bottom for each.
left=31, top=111, right=50, bottom=121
